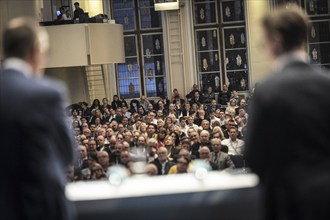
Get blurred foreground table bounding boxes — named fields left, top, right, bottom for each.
left=66, top=170, right=263, bottom=220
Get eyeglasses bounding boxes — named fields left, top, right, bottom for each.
left=177, top=161, right=188, bottom=165
left=92, top=168, right=102, bottom=172
left=200, top=152, right=209, bottom=154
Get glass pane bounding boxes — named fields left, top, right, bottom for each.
left=124, top=36, right=137, bottom=57
left=112, top=0, right=134, bottom=8
left=226, top=70, right=249, bottom=91
left=142, top=34, right=163, bottom=56
left=198, top=51, right=220, bottom=72
left=112, top=9, right=136, bottom=30
left=310, top=43, right=330, bottom=65
left=223, top=27, right=247, bottom=49
left=309, top=21, right=330, bottom=43
left=118, top=78, right=141, bottom=99
left=196, top=29, right=219, bottom=51
left=146, top=76, right=167, bottom=97
left=319, top=43, right=330, bottom=64
left=200, top=73, right=221, bottom=93
left=306, top=0, right=329, bottom=15
left=117, top=58, right=139, bottom=78
left=111, top=0, right=135, bottom=31
left=139, top=0, right=162, bottom=29
left=221, top=0, right=245, bottom=23
left=194, top=2, right=217, bottom=25
left=144, top=56, right=165, bottom=77
left=225, top=49, right=248, bottom=71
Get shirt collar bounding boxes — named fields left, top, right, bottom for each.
left=2, top=58, right=34, bottom=78
left=273, top=50, right=309, bottom=72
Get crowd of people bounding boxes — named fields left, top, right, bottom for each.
left=66, top=85, right=250, bottom=181
left=2, top=5, right=328, bottom=220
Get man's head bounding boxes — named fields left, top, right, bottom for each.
left=261, top=5, right=309, bottom=59
left=97, top=151, right=109, bottom=166
left=190, top=131, right=199, bottom=142
left=88, top=140, right=97, bottom=151
left=78, top=145, right=87, bottom=159
left=114, top=142, right=123, bottom=156
left=137, top=135, right=146, bottom=147
left=199, top=146, right=210, bottom=160
left=96, top=135, right=105, bottom=147
left=3, top=17, right=49, bottom=75
left=157, top=147, right=168, bottom=162
left=109, top=135, right=117, bottom=149
left=199, top=130, right=210, bottom=143
left=119, top=150, right=130, bottom=165
left=211, top=138, right=222, bottom=153
left=229, top=127, right=238, bottom=140
left=145, top=163, right=158, bottom=176
left=147, top=124, right=156, bottom=135
left=201, top=119, right=210, bottom=130
left=176, top=155, right=190, bottom=173
left=74, top=2, right=80, bottom=8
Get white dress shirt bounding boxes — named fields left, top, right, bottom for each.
left=221, top=138, right=245, bottom=155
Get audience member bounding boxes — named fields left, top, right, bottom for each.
left=221, top=127, right=244, bottom=155
left=210, top=138, right=235, bottom=170
left=150, top=147, right=175, bottom=175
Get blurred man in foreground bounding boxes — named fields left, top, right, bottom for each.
left=245, top=6, right=330, bottom=220
left=0, top=17, right=75, bottom=220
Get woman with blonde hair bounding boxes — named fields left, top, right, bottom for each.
left=211, top=126, right=224, bottom=140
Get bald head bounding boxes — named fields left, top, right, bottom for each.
left=145, top=163, right=158, bottom=176
left=199, top=146, right=210, bottom=159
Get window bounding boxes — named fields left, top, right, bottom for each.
left=111, top=0, right=167, bottom=99
left=193, top=0, right=249, bottom=93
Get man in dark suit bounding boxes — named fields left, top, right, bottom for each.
left=0, top=17, right=75, bottom=220
left=245, top=6, right=330, bottom=220
left=150, top=147, right=175, bottom=175
left=73, top=2, right=84, bottom=20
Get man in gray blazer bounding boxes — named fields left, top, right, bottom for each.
left=210, top=138, right=235, bottom=170
left=245, top=6, right=330, bottom=220
left=0, top=17, right=75, bottom=220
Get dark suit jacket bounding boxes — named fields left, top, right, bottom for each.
left=245, top=60, right=330, bottom=220
left=150, top=158, right=175, bottom=175
left=0, top=69, right=75, bottom=220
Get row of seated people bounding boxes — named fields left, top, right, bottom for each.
left=65, top=85, right=249, bottom=181
left=68, top=87, right=248, bottom=128
left=73, top=84, right=245, bottom=117
left=68, top=133, right=245, bottom=181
